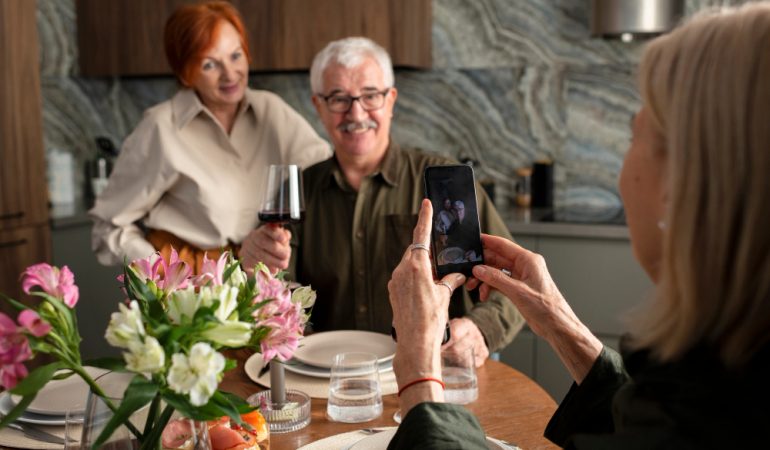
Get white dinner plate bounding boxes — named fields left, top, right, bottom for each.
left=347, top=428, right=513, bottom=450
left=10, top=366, right=107, bottom=416
left=292, top=331, right=396, bottom=369
left=244, top=353, right=393, bottom=380
left=284, top=358, right=393, bottom=378
left=0, top=393, right=82, bottom=426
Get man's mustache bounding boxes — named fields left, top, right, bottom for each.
left=338, top=120, right=378, bottom=132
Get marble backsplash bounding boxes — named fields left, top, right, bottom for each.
left=37, top=0, right=750, bottom=211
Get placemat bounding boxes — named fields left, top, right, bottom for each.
left=297, top=428, right=395, bottom=450
left=245, top=354, right=398, bottom=399
left=0, top=423, right=79, bottom=449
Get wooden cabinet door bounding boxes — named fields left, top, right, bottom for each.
left=0, top=226, right=52, bottom=316
left=0, top=0, right=49, bottom=229
left=76, top=0, right=432, bottom=76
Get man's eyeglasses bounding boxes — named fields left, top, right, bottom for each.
left=318, top=89, right=390, bottom=113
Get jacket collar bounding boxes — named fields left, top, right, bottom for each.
left=325, top=140, right=402, bottom=191
left=171, top=88, right=255, bottom=130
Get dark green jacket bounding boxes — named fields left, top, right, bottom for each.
left=391, top=343, right=770, bottom=449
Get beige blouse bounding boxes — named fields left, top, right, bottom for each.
left=90, top=88, right=331, bottom=266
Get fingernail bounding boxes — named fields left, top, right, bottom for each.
left=473, top=265, right=487, bottom=276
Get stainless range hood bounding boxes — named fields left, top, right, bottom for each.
left=591, top=0, right=685, bottom=41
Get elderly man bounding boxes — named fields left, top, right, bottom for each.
left=241, top=37, right=523, bottom=365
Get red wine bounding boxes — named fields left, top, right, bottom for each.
left=258, top=210, right=305, bottom=224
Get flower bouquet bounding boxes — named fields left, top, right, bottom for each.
left=0, top=249, right=315, bottom=449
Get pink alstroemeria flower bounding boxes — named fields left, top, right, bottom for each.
left=0, top=362, right=28, bottom=391
left=251, top=287, right=293, bottom=322
left=128, top=253, right=163, bottom=284
left=18, top=310, right=51, bottom=338
left=0, top=312, right=33, bottom=390
left=260, top=312, right=303, bottom=363
left=159, top=248, right=191, bottom=292
left=193, top=252, right=228, bottom=287
left=21, top=263, right=79, bottom=308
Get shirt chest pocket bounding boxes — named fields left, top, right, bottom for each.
left=384, top=214, right=418, bottom=272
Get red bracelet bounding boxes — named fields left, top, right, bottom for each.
left=397, top=377, right=445, bottom=397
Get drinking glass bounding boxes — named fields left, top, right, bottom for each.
left=79, top=371, right=144, bottom=450
left=327, top=352, right=383, bottom=423
left=64, top=409, right=82, bottom=450
left=258, top=164, right=304, bottom=225
left=393, top=347, right=478, bottom=424
left=442, top=347, right=478, bottom=404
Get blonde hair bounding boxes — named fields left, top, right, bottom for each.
left=629, top=3, right=770, bottom=367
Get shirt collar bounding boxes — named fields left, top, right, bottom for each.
left=171, top=88, right=256, bottom=130
left=325, top=140, right=402, bottom=191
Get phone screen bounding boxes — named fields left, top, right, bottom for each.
left=423, top=164, right=484, bottom=277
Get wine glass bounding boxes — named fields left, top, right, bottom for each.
left=258, top=165, right=305, bottom=225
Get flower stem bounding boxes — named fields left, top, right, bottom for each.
left=139, top=404, right=175, bottom=450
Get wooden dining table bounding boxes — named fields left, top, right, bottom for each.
left=222, top=350, right=560, bottom=450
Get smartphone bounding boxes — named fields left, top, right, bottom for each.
left=423, top=164, right=485, bottom=278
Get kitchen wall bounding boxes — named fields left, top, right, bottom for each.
left=37, top=0, right=749, bottom=210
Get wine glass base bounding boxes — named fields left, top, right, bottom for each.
left=247, top=389, right=311, bottom=433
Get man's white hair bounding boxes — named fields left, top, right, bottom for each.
left=309, top=37, right=394, bottom=94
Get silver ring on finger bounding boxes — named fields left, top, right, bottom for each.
left=409, top=243, right=430, bottom=252
left=501, top=268, right=512, bottom=277
left=437, top=281, right=453, bottom=295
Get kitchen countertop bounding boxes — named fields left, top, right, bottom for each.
left=49, top=200, right=93, bottom=229
left=499, top=206, right=629, bottom=240
left=50, top=200, right=629, bottom=240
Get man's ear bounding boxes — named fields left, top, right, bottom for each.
left=311, top=95, right=323, bottom=115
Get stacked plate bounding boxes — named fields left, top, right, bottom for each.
left=245, top=330, right=398, bottom=398
left=0, top=366, right=107, bottom=426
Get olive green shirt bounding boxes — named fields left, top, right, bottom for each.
left=287, top=142, right=523, bottom=352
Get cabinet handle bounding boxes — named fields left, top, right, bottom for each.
left=0, top=212, right=25, bottom=220
left=0, top=239, right=27, bottom=249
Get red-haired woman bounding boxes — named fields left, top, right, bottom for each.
left=90, top=1, right=330, bottom=273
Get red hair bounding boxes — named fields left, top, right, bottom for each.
left=164, top=1, right=251, bottom=87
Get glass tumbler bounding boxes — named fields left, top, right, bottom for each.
left=326, top=352, right=383, bottom=423
left=442, top=347, right=478, bottom=404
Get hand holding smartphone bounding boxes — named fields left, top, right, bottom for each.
left=423, top=164, right=485, bottom=278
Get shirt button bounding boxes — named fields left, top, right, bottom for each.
left=356, top=230, right=364, bottom=239
left=357, top=269, right=365, bottom=277
left=358, top=305, right=367, bottom=313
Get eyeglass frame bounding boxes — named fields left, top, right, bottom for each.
left=316, top=88, right=392, bottom=113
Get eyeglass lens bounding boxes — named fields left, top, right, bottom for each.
left=325, top=91, right=387, bottom=113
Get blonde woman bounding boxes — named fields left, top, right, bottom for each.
left=387, top=4, right=770, bottom=448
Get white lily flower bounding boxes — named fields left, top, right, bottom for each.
left=200, top=285, right=239, bottom=322
left=105, top=300, right=145, bottom=349
left=201, top=321, right=252, bottom=347
left=291, top=286, right=316, bottom=309
left=124, top=336, right=165, bottom=374
left=167, top=343, right=225, bottom=406
left=225, top=265, right=247, bottom=288
left=167, top=286, right=202, bottom=324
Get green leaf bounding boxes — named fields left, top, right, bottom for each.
left=139, top=404, right=175, bottom=450
left=92, top=376, right=157, bottom=449
left=9, top=362, right=64, bottom=396
left=0, top=362, right=65, bottom=427
left=83, top=357, right=126, bottom=372
left=125, top=266, right=159, bottom=305
left=223, top=358, right=237, bottom=372
left=0, top=293, right=28, bottom=312
left=0, top=393, right=34, bottom=428
left=222, top=262, right=238, bottom=285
